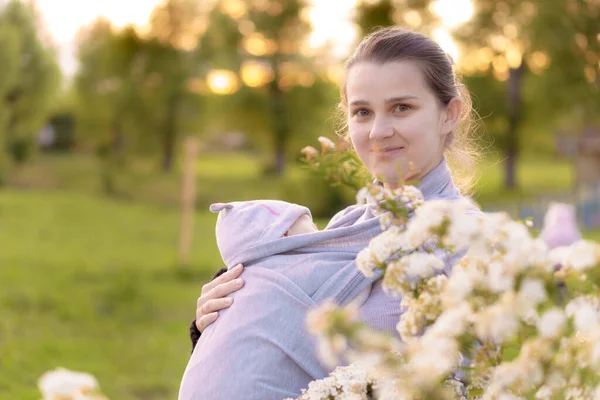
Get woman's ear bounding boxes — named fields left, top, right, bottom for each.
left=441, top=97, right=462, bottom=136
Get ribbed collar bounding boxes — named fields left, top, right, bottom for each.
left=416, top=157, right=461, bottom=200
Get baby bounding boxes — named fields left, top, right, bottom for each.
left=179, top=200, right=376, bottom=400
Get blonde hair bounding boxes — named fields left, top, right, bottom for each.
left=338, top=26, right=482, bottom=194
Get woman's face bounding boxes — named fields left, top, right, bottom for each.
left=345, top=60, right=461, bottom=187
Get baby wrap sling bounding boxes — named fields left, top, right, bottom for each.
left=178, top=158, right=479, bottom=400
left=179, top=199, right=386, bottom=400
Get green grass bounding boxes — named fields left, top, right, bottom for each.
left=0, top=190, right=222, bottom=399
left=9, top=152, right=578, bottom=210
left=473, top=155, right=575, bottom=206
left=6, top=151, right=582, bottom=221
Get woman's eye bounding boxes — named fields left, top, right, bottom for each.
left=355, top=109, right=370, bottom=117
left=394, top=104, right=411, bottom=112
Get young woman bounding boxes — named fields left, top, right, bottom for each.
left=184, top=26, right=482, bottom=397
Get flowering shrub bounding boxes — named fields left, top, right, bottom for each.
left=297, top=138, right=600, bottom=400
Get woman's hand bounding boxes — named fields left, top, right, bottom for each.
left=195, top=264, right=245, bottom=333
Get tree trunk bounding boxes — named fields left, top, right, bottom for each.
left=505, top=64, right=525, bottom=190
left=102, top=117, right=124, bottom=196
left=269, top=62, right=288, bottom=176
left=162, top=93, right=180, bottom=172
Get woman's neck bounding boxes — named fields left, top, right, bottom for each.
left=382, top=157, right=456, bottom=200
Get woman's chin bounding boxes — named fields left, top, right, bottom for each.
left=374, top=170, right=403, bottom=188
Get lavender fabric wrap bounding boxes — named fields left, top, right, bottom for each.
left=178, top=158, right=479, bottom=400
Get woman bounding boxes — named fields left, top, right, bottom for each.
left=189, top=24, right=481, bottom=387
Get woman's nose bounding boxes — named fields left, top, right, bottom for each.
left=368, top=116, right=395, bottom=140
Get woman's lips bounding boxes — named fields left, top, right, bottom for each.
left=372, top=147, right=405, bottom=158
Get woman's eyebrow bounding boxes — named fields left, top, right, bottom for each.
left=349, top=99, right=369, bottom=106
left=385, top=95, right=418, bottom=103
left=349, top=95, right=419, bottom=107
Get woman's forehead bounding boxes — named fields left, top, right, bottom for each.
left=345, top=60, right=430, bottom=102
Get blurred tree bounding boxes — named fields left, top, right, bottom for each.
left=145, top=0, right=208, bottom=172
left=0, top=16, right=19, bottom=179
left=455, top=0, right=599, bottom=189
left=250, top=0, right=317, bottom=174
left=355, top=0, right=439, bottom=37
left=0, top=0, right=60, bottom=173
left=196, top=0, right=339, bottom=175
left=74, top=20, right=148, bottom=193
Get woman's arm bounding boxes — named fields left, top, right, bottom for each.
left=190, top=264, right=245, bottom=352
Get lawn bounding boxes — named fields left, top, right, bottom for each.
left=472, top=155, right=575, bottom=206
left=0, top=190, right=221, bottom=399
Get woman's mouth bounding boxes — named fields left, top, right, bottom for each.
left=373, top=146, right=405, bottom=158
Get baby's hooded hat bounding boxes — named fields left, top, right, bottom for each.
left=209, top=200, right=312, bottom=268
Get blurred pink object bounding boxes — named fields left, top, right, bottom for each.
left=539, top=203, right=582, bottom=249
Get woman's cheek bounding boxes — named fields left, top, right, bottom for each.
left=349, top=128, right=371, bottom=163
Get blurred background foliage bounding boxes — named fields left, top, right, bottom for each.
left=0, top=0, right=598, bottom=398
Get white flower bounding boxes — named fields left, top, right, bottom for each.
left=38, top=368, right=100, bottom=399
left=594, top=384, right=600, bottom=400
left=356, top=187, right=369, bottom=205
left=356, top=247, right=378, bottom=278
left=317, top=136, right=336, bottom=151
left=548, top=246, right=571, bottom=266
left=502, top=220, right=533, bottom=250
left=376, top=379, right=412, bottom=400
left=444, top=263, right=475, bottom=307
left=519, top=238, right=550, bottom=268
left=300, top=145, right=318, bottom=160
left=565, top=240, right=600, bottom=271
left=409, top=334, right=460, bottom=386
left=384, top=253, right=445, bottom=298
left=474, top=294, right=519, bottom=343
left=443, top=200, right=480, bottom=248
left=393, top=185, right=425, bottom=210
left=536, top=308, right=566, bottom=338
left=591, top=341, right=600, bottom=368
left=427, top=304, right=473, bottom=338
left=477, top=212, right=511, bottom=243
left=519, top=278, right=547, bottom=309
left=405, top=199, right=479, bottom=251
left=487, top=260, right=515, bottom=293
left=566, top=298, right=599, bottom=332
left=368, top=226, right=406, bottom=263
left=549, top=241, right=600, bottom=272
left=497, top=393, right=526, bottom=400
left=294, top=362, right=374, bottom=399
left=402, top=252, right=445, bottom=279
left=379, top=213, right=394, bottom=230
left=405, top=200, right=447, bottom=247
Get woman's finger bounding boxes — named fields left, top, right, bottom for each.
left=201, top=264, right=244, bottom=295
left=196, top=312, right=219, bottom=332
left=196, top=279, right=244, bottom=315
left=209, top=278, right=245, bottom=299
left=199, top=298, right=234, bottom=317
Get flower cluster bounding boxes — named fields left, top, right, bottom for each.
left=301, top=136, right=370, bottom=192
left=38, top=368, right=107, bottom=400
left=284, top=362, right=376, bottom=400
left=299, top=176, right=600, bottom=399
